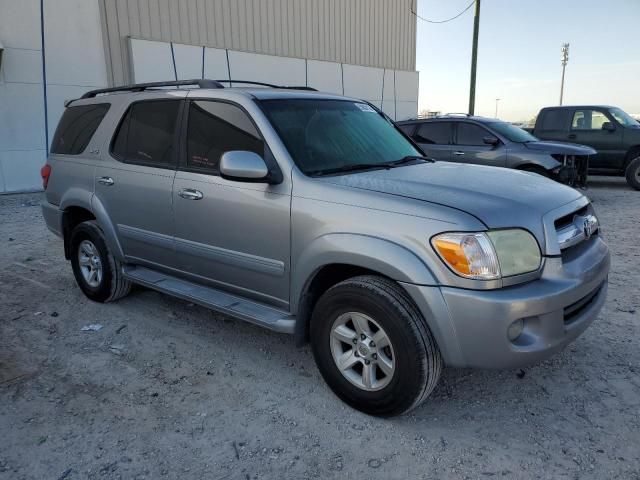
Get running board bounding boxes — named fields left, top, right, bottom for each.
left=122, top=265, right=295, bottom=334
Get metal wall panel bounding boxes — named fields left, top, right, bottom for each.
left=99, top=0, right=417, bottom=86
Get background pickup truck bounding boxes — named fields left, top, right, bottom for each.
left=526, top=106, right=640, bottom=190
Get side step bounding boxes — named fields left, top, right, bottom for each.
left=122, top=265, right=296, bottom=334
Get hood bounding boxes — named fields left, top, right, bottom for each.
left=319, top=162, right=584, bottom=247
left=523, top=141, right=596, bottom=156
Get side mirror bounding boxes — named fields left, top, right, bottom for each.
left=220, top=151, right=271, bottom=183
left=601, top=121, right=615, bottom=132
left=483, top=136, right=499, bottom=146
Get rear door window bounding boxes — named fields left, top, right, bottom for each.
left=51, top=104, right=110, bottom=154
left=184, top=100, right=264, bottom=174
left=413, top=122, right=451, bottom=144
left=539, top=109, right=570, bottom=131
left=397, top=123, right=416, bottom=136
left=456, top=123, right=492, bottom=146
left=111, top=100, right=181, bottom=167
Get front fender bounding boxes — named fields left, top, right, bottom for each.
left=291, top=233, right=437, bottom=312
left=509, top=152, right=561, bottom=171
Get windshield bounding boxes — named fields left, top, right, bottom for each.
left=487, top=122, right=538, bottom=143
left=610, top=107, right=640, bottom=127
left=259, top=99, right=421, bottom=175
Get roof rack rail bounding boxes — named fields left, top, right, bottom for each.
left=80, top=79, right=224, bottom=99
left=214, top=79, right=317, bottom=91
left=441, top=112, right=472, bottom=117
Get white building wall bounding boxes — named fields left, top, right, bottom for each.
left=0, top=1, right=419, bottom=194
left=129, top=38, right=419, bottom=121
left=0, top=0, right=107, bottom=193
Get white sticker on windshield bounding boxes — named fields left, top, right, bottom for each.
left=355, top=103, right=376, bottom=113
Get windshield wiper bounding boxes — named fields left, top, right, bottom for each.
left=308, top=156, right=433, bottom=176
left=392, top=155, right=434, bottom=165
left=307, top=162, right=390, bottom=176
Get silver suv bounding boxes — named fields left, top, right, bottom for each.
left=41, top=80, right=610, bottom=416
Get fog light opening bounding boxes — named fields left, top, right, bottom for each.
left=507, top=319, right=524, bottom=342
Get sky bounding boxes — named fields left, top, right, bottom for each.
left=415, top=0, right=640, bottom=122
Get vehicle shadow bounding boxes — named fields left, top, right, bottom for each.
left=587, top=176, right=631, bottom=190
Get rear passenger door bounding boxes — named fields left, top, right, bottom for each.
left=534, top=108, right=571, bottom=143
left=452, top=122, right=506, bottom=167
left=410, top=121, right=453, bottom=161
left=94, top=94, right=185, bottom=268
left=172, top=98, right=291, bottom=308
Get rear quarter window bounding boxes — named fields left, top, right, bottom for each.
left=50, top=104, right=110, bottom=155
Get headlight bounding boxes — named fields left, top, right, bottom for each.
left=431, top=229, right=541, bottom=280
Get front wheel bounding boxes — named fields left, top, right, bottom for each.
left=625, top=156, right=640, bottom=190
left=310, top=276, right=442, bottom=417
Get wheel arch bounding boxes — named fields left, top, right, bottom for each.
left=292, top=234, right=438, bottom=345
left=59, top=191, right=125, bottom=261
left=624, top=145, right=640, bottom=167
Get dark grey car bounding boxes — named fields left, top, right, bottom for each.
left=397, top=115, right=596, bottom=187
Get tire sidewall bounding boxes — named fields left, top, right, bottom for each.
left=626, top=156, right=640, bottom=190
left=310, top=283, right=429, bottom=416
left=69, top=222, right=114, bottom=302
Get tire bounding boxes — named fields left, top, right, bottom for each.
left=625, top=156, right=640, bottom=190
left=69, top=220, right=131, bottom=303
left=310, top=275, right=442, bottom=417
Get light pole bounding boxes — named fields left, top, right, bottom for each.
left=494, top=98, right=500, bottom=118
left=559, top=43, right=569, bottom=105
left=468, top=0, right=481, bottom=115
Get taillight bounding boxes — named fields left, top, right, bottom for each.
left=41, top=164, right=52, bottom=190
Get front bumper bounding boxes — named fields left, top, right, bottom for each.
left=403, top=236, right=610, bottom=369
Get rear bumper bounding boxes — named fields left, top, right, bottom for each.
left=403, top=236, right=610, bottom=369
left=41, top=201, right=63, bottom=238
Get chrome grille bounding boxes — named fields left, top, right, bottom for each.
left=556, top=212, right=599, bottom=250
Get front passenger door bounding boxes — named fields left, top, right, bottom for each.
left=568, top=109, right=624, bottom=168
left=172, top=99, right=291, bottom=308
left=452, top=122, right=505, bottom=167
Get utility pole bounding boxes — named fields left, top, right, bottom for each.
left=468, top=0, right=481, bottom=115
left=494, top=98, right=500, bottom=118
left=559, top=43, right=569, bottom=105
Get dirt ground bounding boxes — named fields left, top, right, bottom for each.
left=1, top=177, right=639, bottom=480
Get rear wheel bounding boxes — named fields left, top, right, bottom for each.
left=310, top=275, right=442, bottom=416
left=624, top=155, right=640, bottom=190
left=69, top=221, right=131, bottom=302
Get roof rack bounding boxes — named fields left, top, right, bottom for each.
left=80, top=78, right=317, bottom=99
left=441, top=113, right=472, bottom=117
left=214, top=79, right=317, bottom=91
left=81, top=79, right=224, bottom=99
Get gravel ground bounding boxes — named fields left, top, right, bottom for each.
left=1, top=177, right=639, bottom=480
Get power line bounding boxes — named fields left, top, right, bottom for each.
left=410, top=0, right=475, bottom=24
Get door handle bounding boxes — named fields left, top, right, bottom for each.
left=98, top=176, right=114, bottom=186
left=179, top=188, right=204, bottom=200
left=453, top=151, right=465, bottom=156
left=568, top=134, right=577, bottom=139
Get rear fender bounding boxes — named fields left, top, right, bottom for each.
left=90, top=195, right=125, bottom=261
